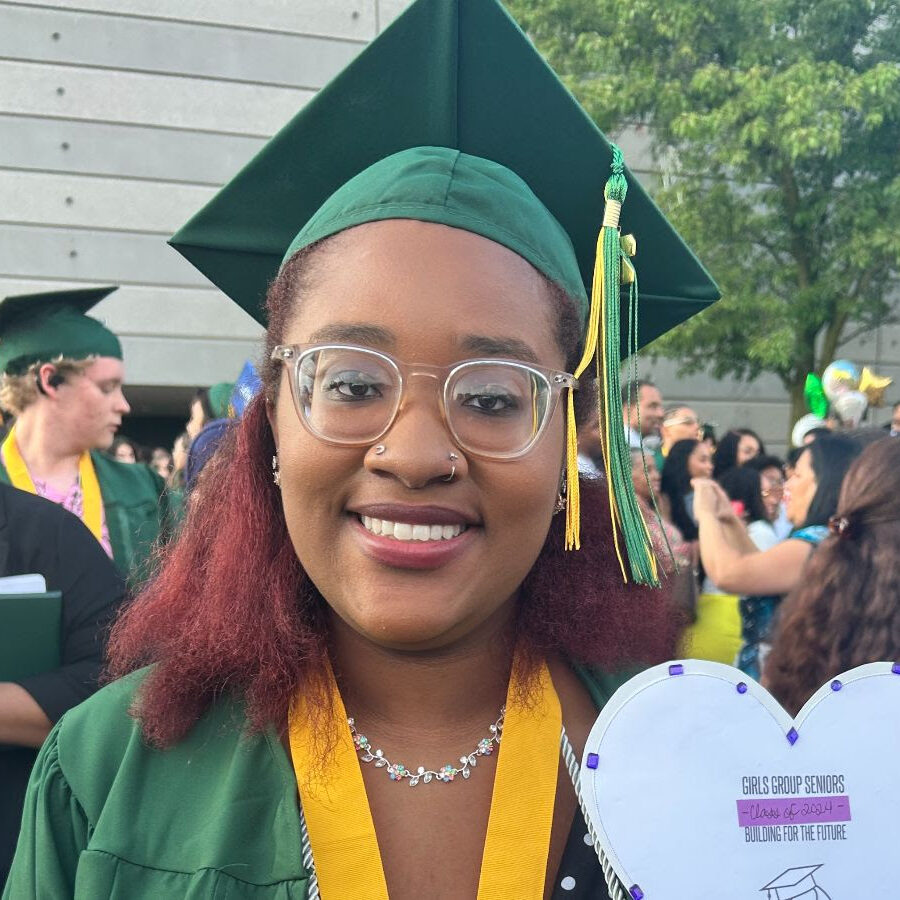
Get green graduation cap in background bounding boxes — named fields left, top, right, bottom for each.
left=170, top=0, right=720, bottom=583
left=0, top=287, right=120, bottom=376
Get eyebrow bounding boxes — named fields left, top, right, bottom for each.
left=459, top=335, right=540, bottom=364
left=306, top=326, right=541, bottom=364
left=307, top=323, right=396, bottom=347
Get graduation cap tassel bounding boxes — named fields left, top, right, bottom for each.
left=565, top=145, right=659, bottom=587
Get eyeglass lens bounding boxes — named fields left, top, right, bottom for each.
left=762, top=475, right=785, bottom=496
left=296, top=347, right=551, bottom=456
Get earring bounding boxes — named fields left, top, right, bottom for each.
left=554, top=474, right=567, bottom=514
left=272, top=454, right=281, bottom=487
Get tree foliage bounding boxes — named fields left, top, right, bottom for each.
left=506, top=0, right=900, bottom=422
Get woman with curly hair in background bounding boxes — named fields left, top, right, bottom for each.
left=764, top=438, right=900, bottom=715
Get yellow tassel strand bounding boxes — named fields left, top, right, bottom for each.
left=564, top=144, right=660, bottom=587
left=565, top=227, right=602, bottom=551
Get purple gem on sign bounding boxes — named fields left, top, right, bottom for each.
left=586, top=753, right=599, bottom=770
left=630, top=886, right=645, bottom=900
left=668, top=663, right=684, bottom=676
left=892, top=662, right=900, bottom=675
left=736, top=682, right=748, bottom=694
left=831, top=680, right=842, bottom=691
left=786, top=727, right=799, bottom=746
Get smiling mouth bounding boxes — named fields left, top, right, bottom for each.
left=359, top=515, right=468, bottom=542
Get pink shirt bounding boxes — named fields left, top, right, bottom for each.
left=2, top=447, right=114, bottom=558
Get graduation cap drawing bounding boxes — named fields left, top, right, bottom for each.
left=761, top=864, right=832, bottom=900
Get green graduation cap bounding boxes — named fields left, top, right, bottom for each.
left=207, top=381, right=236, bottom=419
left=169, top=0, right=720, bottom=583
left=0, top=287, right=121, bottom=375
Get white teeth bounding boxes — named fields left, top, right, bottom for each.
left=359, top=516, right=466, bottom=542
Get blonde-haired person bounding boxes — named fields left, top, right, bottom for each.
left=655, top=406, right=701, bottom=472
left=0, top=288, right=170, bottom=583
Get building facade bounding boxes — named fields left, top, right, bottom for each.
left=1, top=0, right=893, bottom=451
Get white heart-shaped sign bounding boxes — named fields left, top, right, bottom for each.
left=580, top=660, right=900, bottom=899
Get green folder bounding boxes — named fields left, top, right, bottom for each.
left=0, top=591, right=62, bottom=681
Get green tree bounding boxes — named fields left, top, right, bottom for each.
left=506, top=0, right=900, bottom=428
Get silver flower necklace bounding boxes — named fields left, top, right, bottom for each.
left=348, top=706, right=505, bottom=786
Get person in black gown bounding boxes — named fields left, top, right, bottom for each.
left=0, top=482, right=125, bottom=883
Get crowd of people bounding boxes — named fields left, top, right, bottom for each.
left=576, top=378, right=900, bottom=712
left=2, top=1, right=899, bottom=897
left=107, top=382, right=237, bottom=488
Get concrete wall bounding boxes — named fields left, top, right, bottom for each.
left=0, top=0, right=409, bottom=421
left=1, top=0, right=891, bottom=449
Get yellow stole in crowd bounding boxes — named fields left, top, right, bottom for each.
left=289, top=655, right=562, bottom=899
left=1, top=426, right=104, bottom=543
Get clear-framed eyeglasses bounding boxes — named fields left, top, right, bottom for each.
left=270, top=344, right=579, bottom=460
left=761, top=476, right=786, bottom=498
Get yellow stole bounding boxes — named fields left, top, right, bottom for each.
left=289, top=655, right=562, bottom=898
left=1, top=426, right=104, bottom=544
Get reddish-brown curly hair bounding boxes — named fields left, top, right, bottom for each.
left=106, top=241, right=681, bottom=747
left=765, top=437, right=900, bottom=715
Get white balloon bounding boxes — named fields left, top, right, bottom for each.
left=791, top=414, right=827, bottom=448
left=832, top=390, right=868, bottom=428
left=822, top=359, right=861, bottom=403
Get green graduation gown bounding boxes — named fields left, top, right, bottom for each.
left=0, top=452, right=170, bottom=585
left=3, top=666, right=627, bottom=899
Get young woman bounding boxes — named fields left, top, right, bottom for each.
left=4, top=3, right=718, bottom=898
left=744, top=453, right=790, bottom=539
left=693, top=435, right=860, bottom=600
left=660, top=438, right=713, bottom=543
left=711, top=428, right=765, bottom=480
left=108, top=436, right=139, bottom=464
left=765, top=438, right=900, bottom=714
left=717, top=466, right=777, bottom=555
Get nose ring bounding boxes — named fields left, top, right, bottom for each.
left=374, top=444, right=386, bottom=455
left=443, top=451, right=459, bottom=482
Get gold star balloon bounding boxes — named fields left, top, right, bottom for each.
left=860, top=366, right=892, bottom=407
